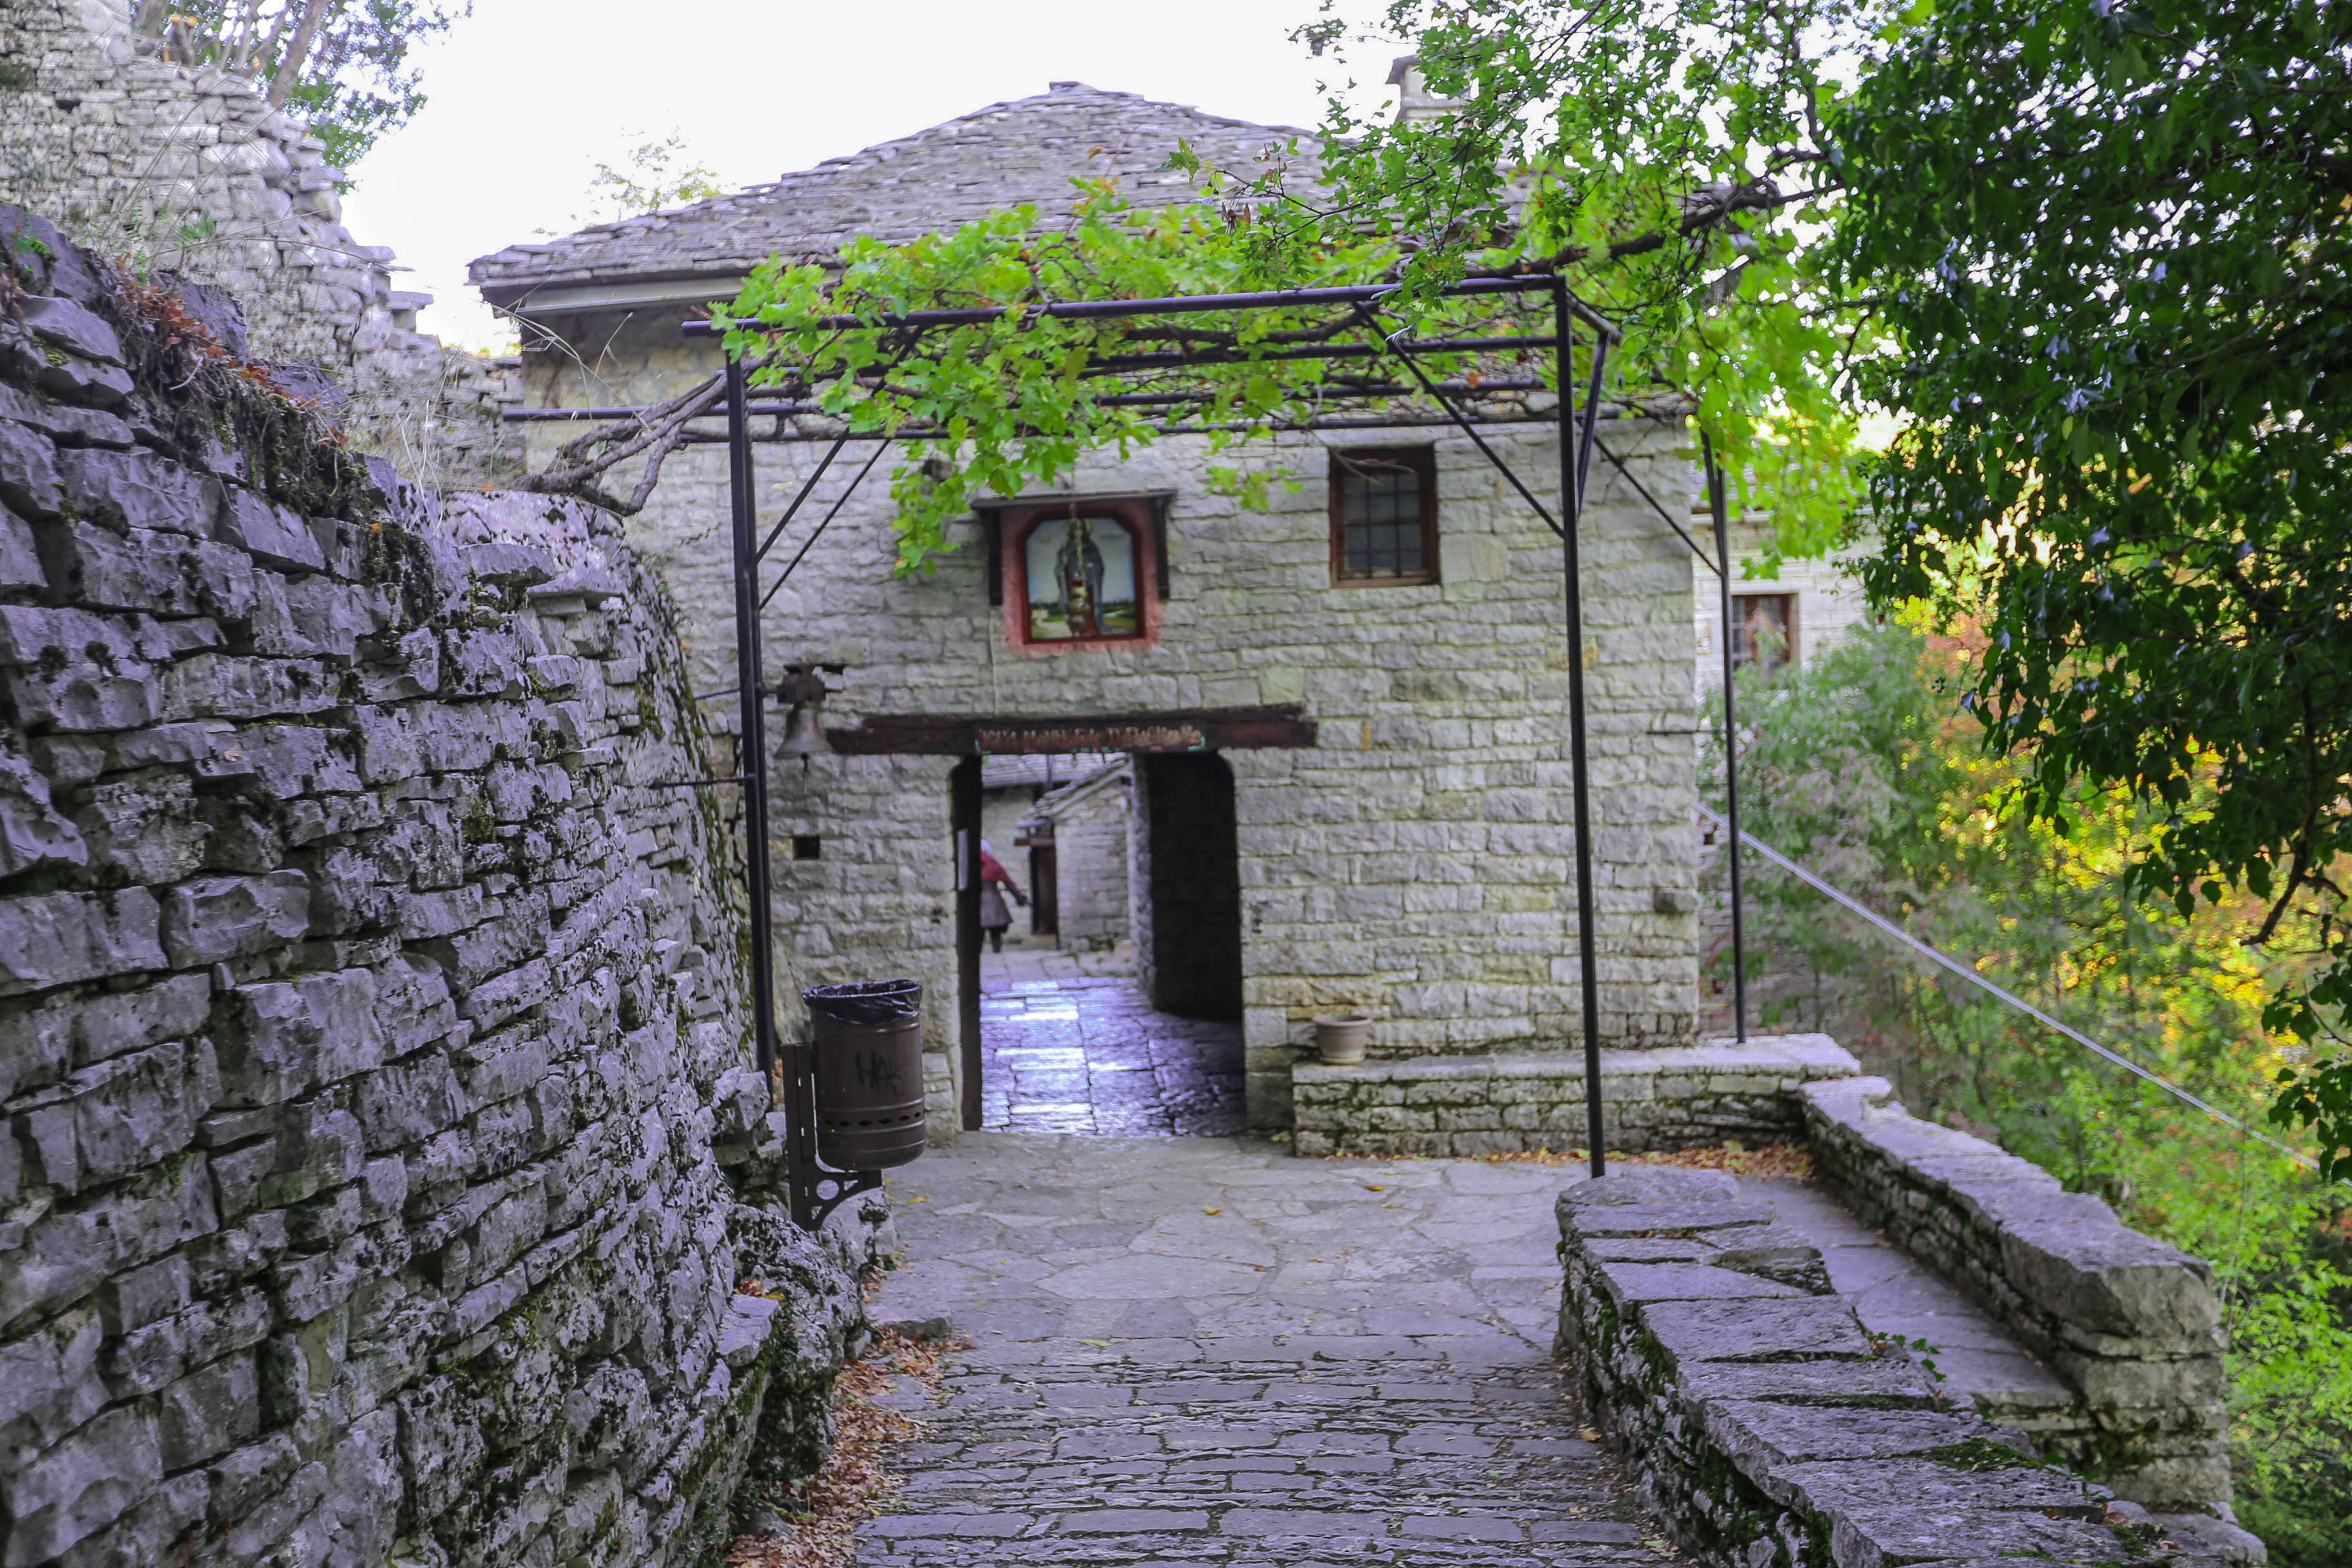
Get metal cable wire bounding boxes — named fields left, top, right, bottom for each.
left=1699, top=804, right=2323, bottom=1174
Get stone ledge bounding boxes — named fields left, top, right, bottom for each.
left=1554, top=1166, right=2261, bottom=1567
left=1801, top=1078, right=2231, bottom=1508
left=1291, top=1036, right=1860, bottom=1156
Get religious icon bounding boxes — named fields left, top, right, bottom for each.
left=1024, top=514, right=1139, bottom=641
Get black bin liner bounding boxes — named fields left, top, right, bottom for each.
left=803, top=978, right=922, bottom=1028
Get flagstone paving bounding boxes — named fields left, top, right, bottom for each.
left=855, top=1135, right=1676, bottom=1567
left=978, top=950, right=1245, bottom=1137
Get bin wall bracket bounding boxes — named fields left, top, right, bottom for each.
left=808, top=1169, right=884, bottom=1231
left=775, top=1041, right=885, bottom=1231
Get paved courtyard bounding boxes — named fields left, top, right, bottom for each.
left=856, top=1135, right=1671, bottom=1566
left=978, top=947, right=1245, bottom=1137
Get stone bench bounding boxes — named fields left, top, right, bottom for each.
left=1292, top=1034, right=1861, bottom=1156
left=1801, top=1077, right=2231, bottom=1509
left=1554, top=1165, right=2252, bottom=1567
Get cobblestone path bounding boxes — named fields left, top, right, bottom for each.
left=978, top=955, right=1245, bottom=1137
left=857, top=1135, right=1670, bottom=1566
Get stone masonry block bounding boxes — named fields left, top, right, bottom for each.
left=0, top=888, right=165, bottom=996
left=158, top=872, right=310, bottom=968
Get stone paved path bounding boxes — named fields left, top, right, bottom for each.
left=857, top=1135, right=1671, bottom=1566
left=1752, top=1176, right=2076, bottom=1418
left=978, top=952, right=1245, bottom=1137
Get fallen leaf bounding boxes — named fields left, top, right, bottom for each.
left=1365, top=1184, right=1386, bottom=1192
left=1081, top=1339, right=1110, bottom=1347
left=1203, top=1207, right=1222, bottom=1215
left=1580, top=1428, right=1603, bottom=1442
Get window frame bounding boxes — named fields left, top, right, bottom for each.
left=1328, top=445, right=1441, bottom=588
left=1729, top=591, right=1798, bottom=675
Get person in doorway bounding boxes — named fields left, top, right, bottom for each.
left=978, top=839, right=1027, bottom=953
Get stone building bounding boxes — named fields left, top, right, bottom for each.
left=1024, top=760, right=1133, bottom=951
left=1697, top=516, right=1875, bottom=687
left=474, top=83, right=1707, bottom=1142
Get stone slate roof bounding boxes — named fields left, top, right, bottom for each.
left=470, top=83, right=1324, bottom=307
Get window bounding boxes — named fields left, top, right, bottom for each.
left=1731, top=594, right=1795, bottom=674
left=1330, top=447, right=1439, bottom=586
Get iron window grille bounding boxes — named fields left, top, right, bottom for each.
left=1329, top=446, right=1439, bottom=586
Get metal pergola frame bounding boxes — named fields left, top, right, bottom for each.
left=505, top=270, right=1760, bottom=1223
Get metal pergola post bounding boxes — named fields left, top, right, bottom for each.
left=725, top=357, right=778, bottom=1086
left=1702, top=435, right=1748, bottom=1042
left=724, top=356, right=884, bottom=1232
left=1553, top=282, right=1611, bottom=1179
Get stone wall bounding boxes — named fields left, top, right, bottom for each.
left=0, top=0, right=526, bottom=490
left=1293, top=1033, right=1860, bottom=1157
left=516, top=309, right=1707, bottom=1133
left=1037, top=763, right=1129, bottom=949
left=1553, top=1166, right=2256, bottom=1568
left=1801, top=1077, right=2229, bottom=1507
left=0, top=213, right=873, bottom=1568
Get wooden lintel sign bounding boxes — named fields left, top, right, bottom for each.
left=825, top=705, right=1317, bottom=756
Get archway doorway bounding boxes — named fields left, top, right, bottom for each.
left=829, top=704, right=1310, bottom=1135
left=966, top=749, right=1246, bottom=1136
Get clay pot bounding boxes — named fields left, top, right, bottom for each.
left=1311, top=1014, right=1372, bottom=1065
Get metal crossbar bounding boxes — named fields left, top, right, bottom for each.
left=680, top=274, right=1611, bottom=335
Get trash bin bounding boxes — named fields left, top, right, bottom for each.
left=803, top=979, right=929, bottom=1169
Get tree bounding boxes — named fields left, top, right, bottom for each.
left=1835, top=0, right=2352, bottom=1177
left=132, top=0, right=471, bottom=171
left=578, top=135, right=724, bottom=226
left=1272, top=0, right=1913, bottom=555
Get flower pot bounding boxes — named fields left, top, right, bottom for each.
left=1311, top=1014, right=1372, bottom=1065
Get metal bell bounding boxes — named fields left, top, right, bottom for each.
left=776, top=700, right=831, bottom=757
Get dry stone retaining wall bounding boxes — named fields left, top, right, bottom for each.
left=1554, top=1166, right=2252, bottom=1568
left=1294, top=1033, right=1860, bottom=1157
left=1801, top=1077, right=2229, bottom=1507
left=0, top=212, right=871, bottom=1568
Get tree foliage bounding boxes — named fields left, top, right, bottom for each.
left=579, top=134, right=723, bottom=225
left=1836, top=0, right=2352, bottom=1176
left=1284, top=0, right=1913, bottom=556
left=1711, top=623, right=2352, bottom=1562
left=131, top=0, right=470, bottom=171
left=712, top=185, right=1576, bottom=571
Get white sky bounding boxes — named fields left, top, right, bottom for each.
left=339, top=0, right=1398, bottom=352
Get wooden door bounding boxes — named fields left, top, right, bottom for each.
left=1028, top=845, right=1059, bottom=937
